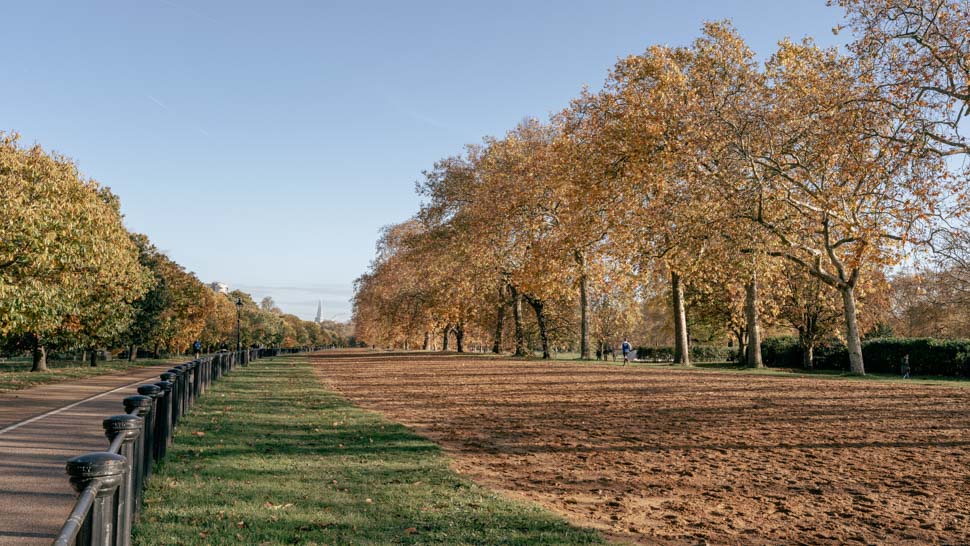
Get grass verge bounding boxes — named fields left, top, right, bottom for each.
left=134, top=355, right=605, bottom=545
left=0, top=358, right=178, bottom=393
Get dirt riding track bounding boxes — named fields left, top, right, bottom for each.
left=313, top=352, right=970, bottom=545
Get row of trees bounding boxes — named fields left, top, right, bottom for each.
left=1, top=133, right=349, bottom=371
left=353, top=0, right=970, bottom=375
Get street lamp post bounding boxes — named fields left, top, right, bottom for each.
left=235, top=297, right=243, bottom=353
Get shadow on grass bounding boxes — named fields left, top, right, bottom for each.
left=135, top=359, right=604, bottom=545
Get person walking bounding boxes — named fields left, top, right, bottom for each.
left=621, top=339, right=632, bottom=365
left=901, top=353, right=911, bottom=379
left=193, top=340, right=202, bottom=359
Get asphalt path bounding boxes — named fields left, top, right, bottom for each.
left=0, top=363, right=176, bottom=545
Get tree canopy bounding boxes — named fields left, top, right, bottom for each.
left=0, top=133, right=349, bottom=369
left=353, top=3, right=969, bottom=375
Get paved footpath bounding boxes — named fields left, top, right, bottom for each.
left=0, top=364, right=176, bottom=545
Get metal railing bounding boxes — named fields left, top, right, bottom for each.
left=52, top=347, right=305, bottom=546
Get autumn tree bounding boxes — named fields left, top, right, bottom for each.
left=836, top=0, right=970, bottom=157
left=777, top=270, right=844, bottom=368
left=70, top=188, right=153, bottom=366
left=600, top=42, right=709, bottom=366
left=552, top=91, right=630, bottom=359
left=149, top=258, right=210, bottom=354
left=199, top=291, right=237, bottom=351
left=740, top=39, right=959, bottom=374
left=352, top=14, right=963, bottom=374
left=0, top=134, right=151, bottom=370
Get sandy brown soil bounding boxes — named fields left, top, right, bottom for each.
left=311, top=351, right=970, bottom=545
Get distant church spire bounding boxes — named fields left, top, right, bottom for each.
left=315, top=300, right=323, bottom=323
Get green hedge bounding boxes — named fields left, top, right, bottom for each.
left=635, top=337, right=970, bottom=377
left=635, top=345, right=734, bottom=363
left=759, top=336, right=970, bottom=377
left=760, top=337, right=847, bottom=370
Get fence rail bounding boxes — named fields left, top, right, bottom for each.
left=52, top=347, right=308, bottom=546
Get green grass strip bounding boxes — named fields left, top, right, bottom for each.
left=134, top=355, right=604, bottom=545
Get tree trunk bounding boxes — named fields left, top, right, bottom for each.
left=455, top=323, right=465, bottom=353
left=744, top=273, right=764, bottom=368
left=801, top=342, right=815, bottom=370
left=422, top=331, right=431, bottom=351
left=579, top=271, right=591, bottom=360
left=840, top=284, right=865, bottom=375
left=442, top=325, right=451, bottom=352
left=734, top=328, right=746, bottom=365
left=492, top=301, right=505, bottom=354
left=510, top=285, right=527, bottom=357
left=30, top=337, right=48, bottom=372
left=128, top=344, right=137, bottom=362
left=526, top=295, right=551, bottom=359
left=89, top=348, right=98, bottom=367
left=671, top=272, right=691, bottom=366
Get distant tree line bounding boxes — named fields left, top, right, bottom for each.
left=0, top=133, right=350, bottom=371
left=352, top=0, right=970, bottom=375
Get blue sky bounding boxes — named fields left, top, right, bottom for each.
left=2, top=1, right=845, bottom=321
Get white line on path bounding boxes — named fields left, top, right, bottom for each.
left=0, top=374, right=160, bottom=436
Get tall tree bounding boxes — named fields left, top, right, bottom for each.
left=746, top=39, right=958, bottom=374
left=0, top=134, right=150, bottom=370
left=836, top=0, right=970, bottom=157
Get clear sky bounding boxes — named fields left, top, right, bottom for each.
left=2, top=1, right=845, bottom=321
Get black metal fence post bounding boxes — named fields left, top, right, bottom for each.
left=203, top=356, right=211, bottom=391
left=174, top=365, right=187, bottom=418
left=208, top=355, right=215, bottom=389
left=64, top=452, right=127, bottom=546
left=192, top=360, right=201, bottom=402
left=154, top=379, right=174, bottom=459
left=102, top=415, right=140, bottom=546
left=201, top=358, right=206, bottom=392
left=188, top=361, right=197, bottom=406
left=165, top=369, right=182, bottom=425
left=122, top=396, right=151, bottom=514
left=177, top=365, right=188, bottom=420
left=182, top=363, right=192, bottom=408
left=136, top=384, right=161, bottom=480
left=182, top=364, right=191, bottom=411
